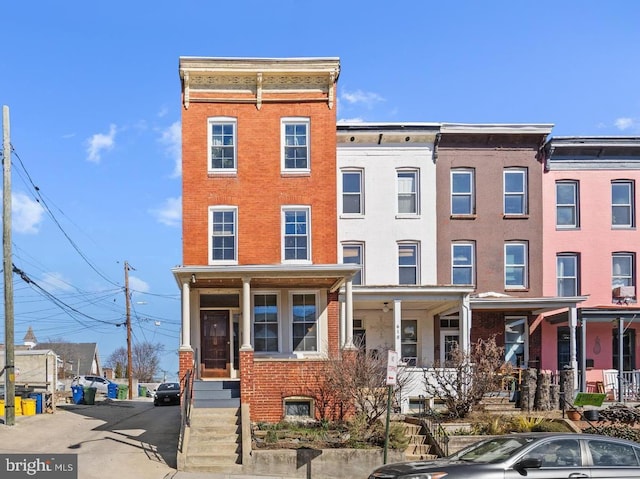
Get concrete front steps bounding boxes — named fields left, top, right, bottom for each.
left=479, top=394, right=521, bottom=415
left=180, top=380, right=243, bottom=473
left=403, top=422, right=438, bottom=461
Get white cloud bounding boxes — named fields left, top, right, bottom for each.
left=150, top=196, right=182, bottom=227
left=159, top=121, right=182, bottom=177
left=614, top=117, right=637, bottom=131
left=12, top=192, right=45, bottom=234
left=41, top=272, right=73, bottom=292
left=86, top=124, right=117, bottom=163
left=157, top=106, right=168, bottom=118
left=340, top=89, right=385, bottom=108
left=128, top=275, right=150, bottom=294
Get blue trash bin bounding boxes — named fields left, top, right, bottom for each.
left=29, top=393, right=43, bottom=414
left=107, top=382, right=118, bottom=399
left=71, top=385, right=84, bottom=405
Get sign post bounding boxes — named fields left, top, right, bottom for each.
left=384, top=350, right=399, bottom=464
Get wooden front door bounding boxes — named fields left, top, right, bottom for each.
left=201, top=310, right=230, bottom=377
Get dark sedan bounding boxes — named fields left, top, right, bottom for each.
left=370, top=432, right=640, bottom=479
left=153, top=382, right=181, bottom=406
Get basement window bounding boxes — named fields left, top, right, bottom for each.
left=283, top=397, right=313, bottom=419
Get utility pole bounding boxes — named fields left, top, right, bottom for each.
left=124, top=261, right=133, bottom=399
left=2, top=106, right=15, bottom=426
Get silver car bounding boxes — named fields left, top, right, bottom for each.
left=370, top=432, right=640, bottom=479
left=71, top=375, right=114, bottom=394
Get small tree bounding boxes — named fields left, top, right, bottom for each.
left=423, top=335, right=507, bottom=418
left=321, top=346, right=413, bottom=440
left=105, top=342, right=164, bottom=382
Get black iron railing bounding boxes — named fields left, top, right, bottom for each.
left=418, top=408, right=449, bottom=457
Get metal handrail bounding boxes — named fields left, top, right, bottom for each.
left=178, top=367, right=194, bottom=453
left=419, top=409, right=449, bottom=457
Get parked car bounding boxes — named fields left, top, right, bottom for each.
left=71, top=375, right=115, bottom=394
left=153, top=382, right=181, bottom=406
left=369, top=432, right=640, bottom=479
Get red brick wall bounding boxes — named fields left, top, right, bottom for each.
left=182, top=102, right=338, bottom=266
left=178, top=349, right=194, bottom=383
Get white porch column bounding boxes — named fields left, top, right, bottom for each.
left=241, top=277, right=252, bottom=350
left=569, top=305, right=578, bottom=391
left=180, top=280, right=191, bottom=349
left=393, top=299, right=402, bottom=357
left=344, top=278, right=355, bottom=349
left=460, top=294, right=471, bottom=355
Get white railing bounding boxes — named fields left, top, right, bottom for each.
left=602, top=369, right=640, bottom=401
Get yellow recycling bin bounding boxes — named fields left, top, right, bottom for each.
left=15, top=397, right=22, bottom=416
left=0, top=400, right=4, bottom=416
left=22, top=398, right=36, bottom=416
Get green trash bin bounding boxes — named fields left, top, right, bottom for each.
left=138, top=385, right=147, bottom=397
left=83, top=387, right=97, bottom=405
left=117, top=385, right=129, bottom=400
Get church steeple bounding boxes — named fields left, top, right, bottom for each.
left=23, top=326, right=37, bottom=348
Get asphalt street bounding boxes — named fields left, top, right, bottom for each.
left=0, top=396, right=181, bottom=479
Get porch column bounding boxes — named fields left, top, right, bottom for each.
left=241, top=276, right=252, bottom=350
left=180, top=280, right=191, bottom=349
left=344, top=278, right=355, bottom=349
left=568, top=305, right=578, bottom=391
left=460, top=294, right=471, bottom=355
left=393, top=299, right=402, bottom=357
left=580, top=319, right=587, bottom=392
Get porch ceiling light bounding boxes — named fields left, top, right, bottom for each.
left=382, top=302, right=390, bottom=313
left=191, top=274, right=196, bottom=284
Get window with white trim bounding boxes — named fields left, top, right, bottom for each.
left=282, top=207, right=310, bottom=262
left=282, top=118, right=309, bottom=171
left=401, top=319, right=418, bottom=366
left=208, top=117, right=236, bottom=172
left=342, top=243, right=364, bottom=285
left=253, top=293, right=279, bottom=352
left=612, top=253, right=635, bottom=289
left=504, top=242, right=527, bottom=289
left=209, top=207, right=237, bottom=264
left=452, top=242, right=474, bottom=285
left=504, top=168, right=527, bottom=215
left=292, top=293, right=318, bottom=352
left=451, top=169, right=474, bottom=215
left=342, top=169, right=363, bottom=214
left=556, top=180, right=579, bottom=228
left=398, top=242, right=419, bottom=285
left=557, top=253, right=579, bottom=296
left=397, top=170, right=419, bottom=214
left=612, top=180, right=634, bottom=227
left=505, top=317, right=526, bottom=367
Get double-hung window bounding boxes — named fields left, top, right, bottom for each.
left=504, top=242, right=527, bottom=289
left=451, top=169, right=474, bottom=215
left=253, top=293, right=279, bottom=353
left=209, top=207, right=237, bottom=264
left=292, top=293, right=317, bottom=352
left=282, top=207, right=310, bottom=262
left=342, top=170, right=363, bottom=214
left=557, top=253, right=579, bottom=296
left=208, top=117, right=236, bottom=172
left=504, top=168, right=527, bottom=215
left=397, top=169, right=419, bottom=215
left=556, top=180, right=579, bottom=228
left=342, top=243, right=364, bottom=285
left=401, top=320, right=418, bottom=366
left=612, top=180, right=634, bottom=227
left=282, top=118, right=310, bottom=172
left=398, top=242, right=419, bottom=285
left=451, top=242, right=474, bottom=285
left=612, top=253, right=635, bottom=289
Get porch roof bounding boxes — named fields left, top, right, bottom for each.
left=172, top=264, right=360, bottom=292
left=470, top=294, right=588, bottom=314
left=344, top=284, right=474, bottom=316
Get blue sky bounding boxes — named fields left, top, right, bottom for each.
left=1, top=1, right=639, bottom=379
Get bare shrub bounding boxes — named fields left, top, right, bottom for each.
left=423, top=335, right=506, bottom=418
